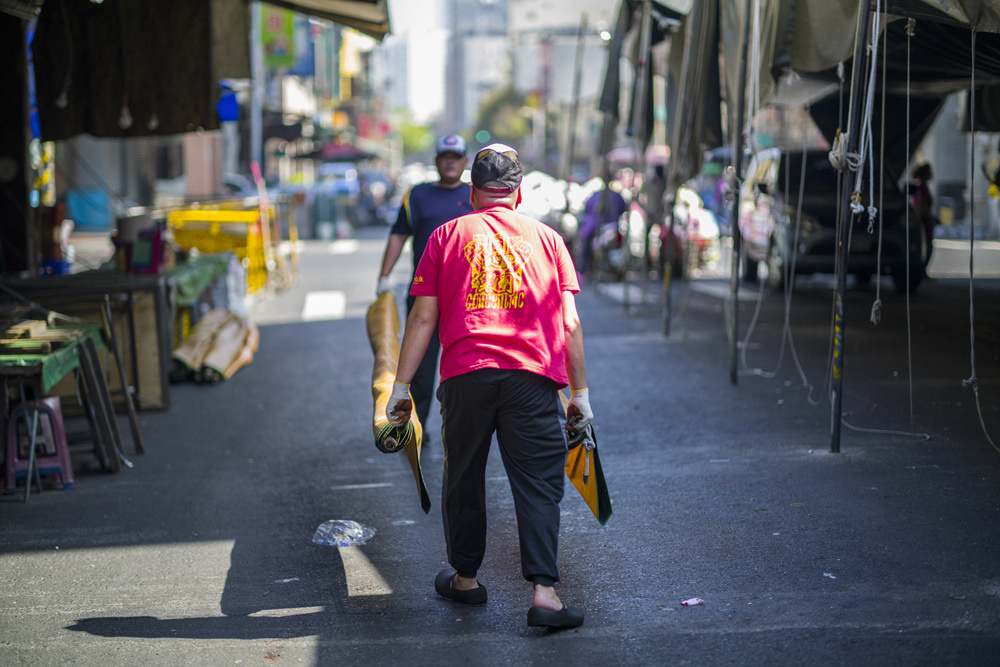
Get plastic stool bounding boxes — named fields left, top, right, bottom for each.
left=3, top=397, right=75, bottom=492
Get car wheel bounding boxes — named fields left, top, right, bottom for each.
left=892, top=224, right=927, bottom=294
left=853, top=270, right=873, bottom=287
left=892, top=263, right=925, bottom=293
left=740, top=244, right=759, bottom=282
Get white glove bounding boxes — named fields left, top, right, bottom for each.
left=377, top=276, right=392, bottom=296
left=386, top=381, right=413, bottom=426
left=566, top=388, right=593, bottom=435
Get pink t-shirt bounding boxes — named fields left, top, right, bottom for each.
left=411, top=205, right=580, bottom=386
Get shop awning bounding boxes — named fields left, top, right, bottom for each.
left=263, top=0, right=390, bottom=41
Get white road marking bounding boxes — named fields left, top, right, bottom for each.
left=688, top=281, right=761, bottom=301
left=339, top=546, right=393, bottom=596
left=302, top=291, right=346, bottom=320
left=330, top=482, right=394, bottom=490
left=250, top=606, right=325, bottom=617
left=278, top=240, right=305, bottom=255
left=329, top=240, right=360, bottom=254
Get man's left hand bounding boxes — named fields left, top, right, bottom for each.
left=566, top=388, right=593, bottom=435
left=386, top=381, right=413, bottom=426
left=377, top=276, right=392, bottom=296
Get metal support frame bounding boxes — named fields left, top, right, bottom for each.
left=15, top=378, right=44, bottom=502
left=830, top=0, right=876, bottom=453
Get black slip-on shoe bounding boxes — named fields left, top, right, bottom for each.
left=527, top=604, right=584, bottom=629
left=434, top=568, right=487, bottom=605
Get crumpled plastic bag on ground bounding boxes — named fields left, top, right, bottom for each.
left=312, top=520, right=376, bottom=547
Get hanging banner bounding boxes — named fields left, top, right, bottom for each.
left=261, top=6, right=296, bottom=69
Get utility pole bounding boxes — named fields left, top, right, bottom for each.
left=564, top=13, right=588, bottom=183
left=250, top=2, right=264, bottom=171
left=628, top=0, right=652, bottom=312
left=728, top=0, right=753, bottom=382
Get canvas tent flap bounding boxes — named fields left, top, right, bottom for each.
left=33, top=0, right=251, bottom=141
left=886, top=0, right=1000, bottom=32
left=31, top=0, right=389, bottom=141
left=599, top=0, right=724, bottom=185
left=666, top=0, right=724, bottom=188
left=599, top=0, right=685, bottom=154
left=783, top=0, right=860, bottom=73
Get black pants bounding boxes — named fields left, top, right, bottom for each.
left=406, top=294, right=440, bottom=429
left=437, top=369, right=567, bottom=586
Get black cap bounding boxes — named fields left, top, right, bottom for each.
left=471, top=143, right=523, bottom=194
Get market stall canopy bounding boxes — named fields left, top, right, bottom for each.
left=301, top=139, right=376, bottom=162
left=721, top=0, right=1000, bottom=109
left=607, top=144, right=671, bottom=167
left=718, top=0, right=1000, bottom=182
left=263, top=112, right=305, bottom=143
left=30, top=0, right=391, bottom=141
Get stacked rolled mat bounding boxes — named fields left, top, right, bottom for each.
left=172, top=308, right=259, bottom=384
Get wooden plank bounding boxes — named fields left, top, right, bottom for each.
left=29, top=328, right=86, bottom=340
left=0, top=321, right=48, bottom=338
left=0, top=340, right=52, bottom=354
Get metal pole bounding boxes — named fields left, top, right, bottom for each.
left=728, top=0, right=753, bottom=383
left=628, top=0, right=653, bottom=313
left=564, top=13, right=588, bottom=183
left=18, top=379, right=43, bottom=502
left=830, top=0, right=874, bottom=453
left=250, top=2, right=264, bottom=170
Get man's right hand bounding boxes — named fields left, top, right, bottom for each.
left=377, top=276, right=391, bottom=296
left=386, top=381, right=413, bottom=427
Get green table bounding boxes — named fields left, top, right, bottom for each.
left=0, top=325, right=104, bottom=392
left=0, top=326, right=126, bottom=500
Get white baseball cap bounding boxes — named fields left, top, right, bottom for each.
left=435, top=134, right=467, bottom=157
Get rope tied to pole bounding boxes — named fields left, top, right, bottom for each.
left=960, top=27, right=999, bottom=454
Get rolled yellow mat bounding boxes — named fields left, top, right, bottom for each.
left=365, top=292, right=431, bottom=514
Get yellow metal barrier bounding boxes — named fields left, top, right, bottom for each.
left=165, top=197, right=299, bottom=296
left=167, top=208, right=268, bottom=294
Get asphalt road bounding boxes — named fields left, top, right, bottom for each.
left=2, top=226, right=999, bottom=665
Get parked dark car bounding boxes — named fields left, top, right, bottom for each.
left=738, top=148, right=928, bottom=292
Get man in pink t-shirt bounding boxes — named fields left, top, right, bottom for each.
left=386, top=144, right=593, bottom=630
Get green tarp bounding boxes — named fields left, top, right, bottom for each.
left=166, top=253, right=234, bottom=309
